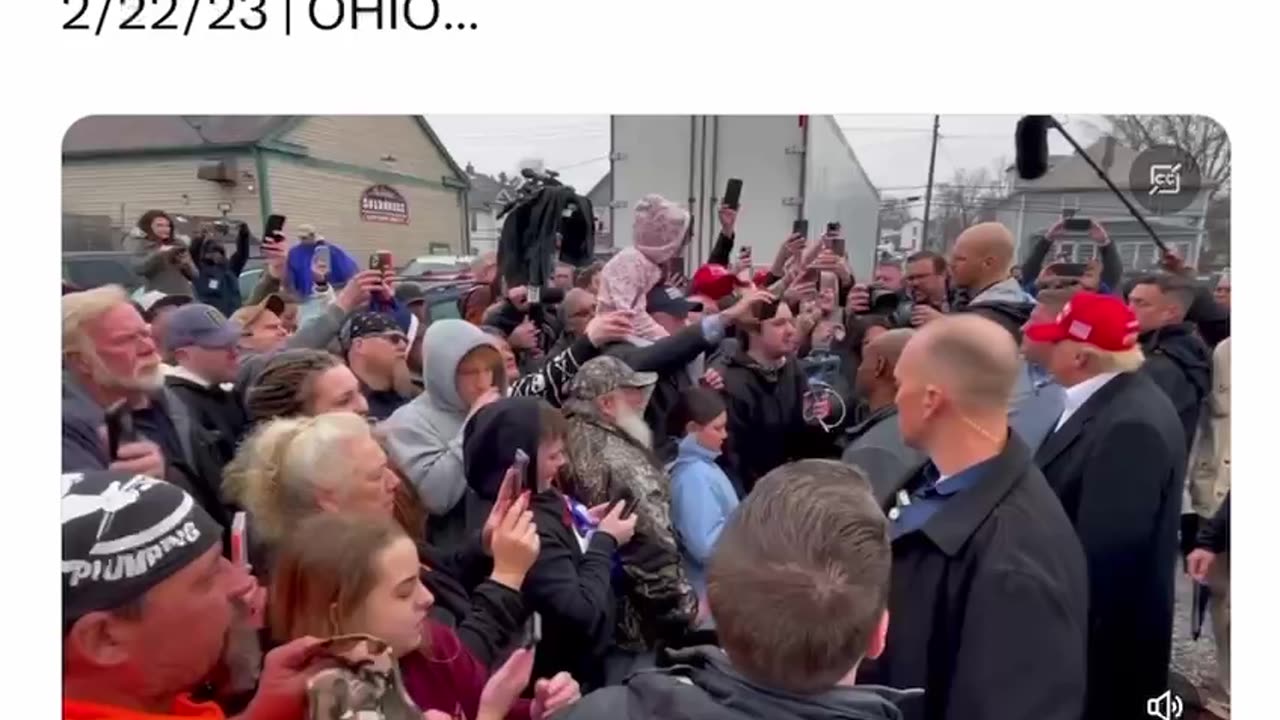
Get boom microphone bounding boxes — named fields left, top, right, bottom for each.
left=1015, top=115, right=1052, bottom=180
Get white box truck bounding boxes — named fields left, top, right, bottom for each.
left=606, top=115, right=882, bottom=280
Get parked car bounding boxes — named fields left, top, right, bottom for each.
left=400, top=255, right=474, bottom=282
left=408, top=279, right=478, bottom=324
left=63, top=252, right=140, bottom=292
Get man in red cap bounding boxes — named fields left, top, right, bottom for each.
left=1023, top=290, right=1187, bottom=720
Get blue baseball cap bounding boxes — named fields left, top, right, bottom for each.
left=645, top=284, right=703, bottom=319
left=162, top=303, right=241, bottom=353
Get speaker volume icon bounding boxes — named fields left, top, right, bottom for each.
left=1146, top=690, right=1184, bottom=720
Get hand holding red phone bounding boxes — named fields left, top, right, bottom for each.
left=483, top=464, right=523, bottom=556
left=488, top=491, right=539, bottom=591
left=335, top=269, right=385, bottom=313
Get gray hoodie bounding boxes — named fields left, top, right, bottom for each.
left=380, top=320, right=501, bottom=516
left=968, top=276, right=1033, bottom=306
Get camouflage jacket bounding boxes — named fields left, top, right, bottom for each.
left=563, top=412, right=699, bottom=651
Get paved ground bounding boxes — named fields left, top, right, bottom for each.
left=1170, top=567, right=1224, bottom=718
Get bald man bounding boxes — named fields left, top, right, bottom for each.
left=842, top=329, right=926, bottom=502
left=548, top=287, right=596, bottom=357
left=858, top=314, right=1088, bottom=720
left=949, top=222, right=1035, bottom=340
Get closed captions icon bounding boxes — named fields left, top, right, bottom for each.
left=1129, top=145, right=1202, bottom=215
left=1146, top=690, right=1184, bottom=720
left=1149, top=163, right=1182, bottom=196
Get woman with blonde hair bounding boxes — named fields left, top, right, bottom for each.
left=225, top=411, right=539, bottom=666
left=270, top=513, right=581, bottom=720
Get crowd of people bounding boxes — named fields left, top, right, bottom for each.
left=62, top=200, right=1231, bottom=720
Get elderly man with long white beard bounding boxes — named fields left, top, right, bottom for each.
left=561, top=355, right=699, bottom=685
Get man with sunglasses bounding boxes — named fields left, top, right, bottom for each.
left=343, top=312, right=413, bottom=421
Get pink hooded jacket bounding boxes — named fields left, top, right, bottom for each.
left=597, top=194, right=691, bottom=341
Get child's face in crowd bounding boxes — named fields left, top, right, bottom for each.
left=536, top=436, right=567, bottom=490
left=455, top=348, right=498, bottom=407
left=691, top=412, right=728, bottom=453
left=344, top=537, right=434, bottom=658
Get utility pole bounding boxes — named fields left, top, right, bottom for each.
left=921, top=115, right=941, bottom=250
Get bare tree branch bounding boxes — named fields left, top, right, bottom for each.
left=1103, top=114, right=1230, bottom=194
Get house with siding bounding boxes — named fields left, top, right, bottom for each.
left=62, top=116, right=471, bottom=264
left=464, top=165, right=519, bottom=255
left=995, top=137, right=1213, bottom=273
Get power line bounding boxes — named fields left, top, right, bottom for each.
left=550, top=155, right=610, bottom=172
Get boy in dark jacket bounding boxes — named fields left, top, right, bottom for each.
left=192, top=222, right=250, bottom=317
left=162, top=303, right=248, bottom=468
left=559, top=459, right=917, bottom=720
left=464, top=395, right=638, bottom=689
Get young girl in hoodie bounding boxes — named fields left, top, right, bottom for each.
left=596, top=194, right=690, bottom=342
left=269, top=512, right=581, bottom=720
left=667, top=387, right=739, bottom=607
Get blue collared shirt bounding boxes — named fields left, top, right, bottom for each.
left=890, top=458, right=995, bottom=541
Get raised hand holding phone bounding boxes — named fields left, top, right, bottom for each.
left=486, top=449, right=538, bottom=590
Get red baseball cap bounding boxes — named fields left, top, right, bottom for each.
left=690, top=264, right=737, bottom=301
left=1024, top=291, right=1140, bottom=351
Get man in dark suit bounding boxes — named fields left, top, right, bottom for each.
left=1024, top=290, right=1187, bottom=720
left=858, top=314, right=1088, bottom=720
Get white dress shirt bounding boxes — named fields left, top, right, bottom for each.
left=1053, top=372, right=1121, bottom=432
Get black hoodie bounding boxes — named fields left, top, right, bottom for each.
left=525, top=489, right=620, bottom=691
left=464, top=397, right=623, bottom=687
left=558, top=646, right=918, bottom=720
left=713, top=348, right=838, bottom=496
left=1139, top=322, right=1211, bottom=454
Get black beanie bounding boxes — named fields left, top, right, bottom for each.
left=62, top=470, right=223, bottom=630
left=462, top=397, right=544, bottom=501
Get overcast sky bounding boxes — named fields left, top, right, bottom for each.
left=427, top=114, right=1106, bottom=198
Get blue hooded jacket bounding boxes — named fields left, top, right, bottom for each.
left=286, top=241, right=360, bottom=299
left=669, top=434, right=739, bottom=597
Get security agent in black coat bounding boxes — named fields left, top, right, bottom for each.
left=1026, top=292, right=1187, bottom=720
left=857, top=313, right=1088, bottom=720
left=860, top=437, right=1088, bottom=720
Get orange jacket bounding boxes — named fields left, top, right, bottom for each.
left=64, top=697, right=225, bottom=720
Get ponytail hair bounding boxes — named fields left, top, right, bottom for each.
left=667, top=386, right=727, bottom=440
left=222, top=412, right=373, bottom=544
left=245, top=349, right=340, bottom=424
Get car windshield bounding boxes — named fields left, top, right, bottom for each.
left=403, top=258, right=467, bottom=276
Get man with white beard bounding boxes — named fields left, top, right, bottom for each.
left=562, top=355, right=700, bottom=682
left=63, top=285, right=230, bottom=528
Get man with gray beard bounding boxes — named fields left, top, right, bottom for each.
left=562, top=355, right=699, bottom=682
left=62, top=285, right=231, bottom=529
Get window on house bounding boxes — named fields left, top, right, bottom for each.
left=1136, top=243, right=1158, bottom=269
left=1118, top=243, right=1140, bottom=270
